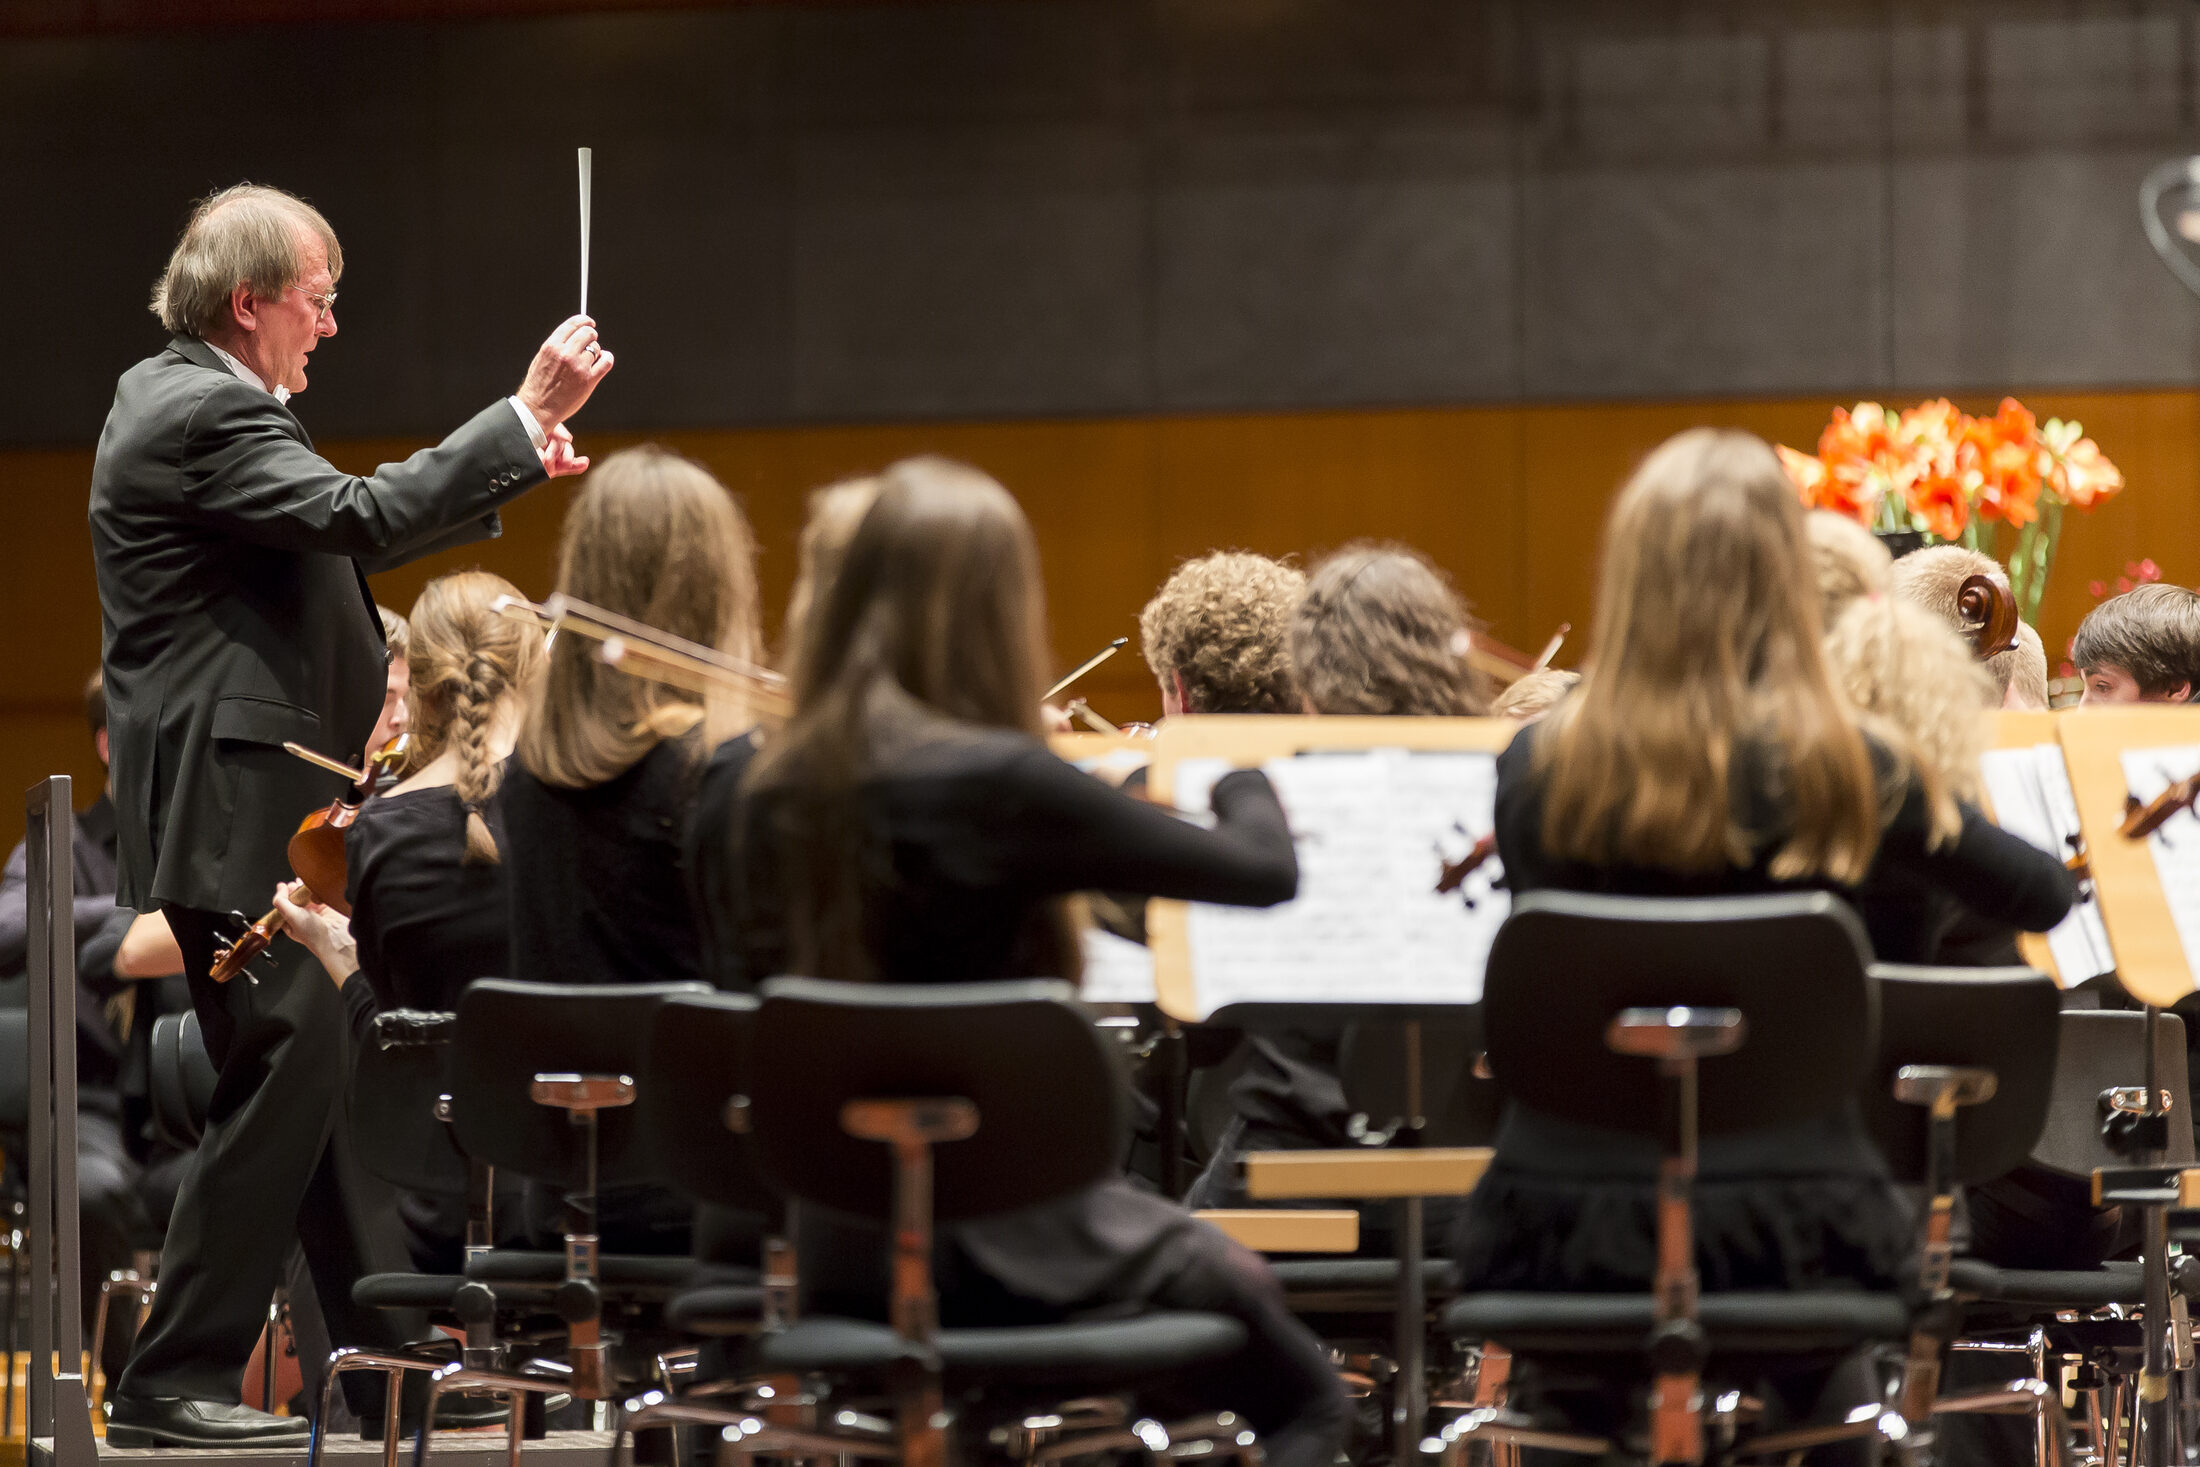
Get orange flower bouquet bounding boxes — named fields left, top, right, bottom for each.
left=1780, top=398, right=2124, bottom=624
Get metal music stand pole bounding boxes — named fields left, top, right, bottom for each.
left=25, top=778, right=96, bottom=1467
left=1393, top=1020, right=1426, bottom=1467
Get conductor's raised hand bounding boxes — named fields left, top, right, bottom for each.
left=517, top=315, right=614, bottom=433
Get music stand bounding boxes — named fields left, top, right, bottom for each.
left=23, top=778, right=95, bottom=1467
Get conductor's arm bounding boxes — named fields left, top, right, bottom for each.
left=179, top=317, right=613, bottom=558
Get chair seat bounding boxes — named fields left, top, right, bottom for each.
left=462, top=1251, right=754, bottom=1297
left=664, top=1286, right=770, bottom=1337
left=756, top=1313, right=1248, bottom=1387
left=355, top=1273, right=470, bottom=1311
left=1270, top=1258, right=1461, bottom=1312
left=1444, top=1291, right=1911, bottom=1354
left=1947, top=1258, right=2143, bottom=1309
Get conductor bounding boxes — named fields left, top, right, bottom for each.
left=89, top=184, right=612, bottom=1447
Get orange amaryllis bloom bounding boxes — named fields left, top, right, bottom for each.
left=1906, top=468, right=1970, bottom=539
left=1813, top=403, right=1904, bottom=523
left=2040, top=417, right=2124, bottom=509
left=1958, top=397, right=2043, bottom=526
left=1776, top=444, right=1842, bottom=512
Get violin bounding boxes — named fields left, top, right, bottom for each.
left=1957, top=574, right=2020, bottom=660
left=2123, top=773, right=2200, bottom=842
left=1435, top=832, right=1498, bottom=897
left=208, top=736, right=410, bottom=984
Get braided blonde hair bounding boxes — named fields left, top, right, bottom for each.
left=406, top=570, right=545, bottom=864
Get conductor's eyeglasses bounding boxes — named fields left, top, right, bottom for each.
left=290, top=286, right=338, bottom=325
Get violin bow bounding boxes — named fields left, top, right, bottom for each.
left=1046, top=638, right=1128, bottom=702
left=493, top=594, right=793, bottom=713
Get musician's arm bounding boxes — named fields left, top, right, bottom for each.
left=1891, top=793, right=2079, bottom=933
left=994, top=747, right=1297, bottom=906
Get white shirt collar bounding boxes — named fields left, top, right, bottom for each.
left=204, top=341, right=290, bottom=405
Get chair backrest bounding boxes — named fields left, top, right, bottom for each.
left=748, top=978, right=1123, bottom=1223
left=350, top=1009, right=471, bottom=1195
left=640, top=991, right=781, bottom=1218
left=1859, top=965, right=2061, bottom=1185
left=2027, top=1008, right=2195, bottom=1177
left=450, top=979, right=710, bottom=1189
left=149, top=1009, right=218, bottom=1149
left=1482, top=891, right=1877, bottom=1136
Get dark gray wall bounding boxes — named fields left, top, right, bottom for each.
left=10, top=0, right=2200, bottom=445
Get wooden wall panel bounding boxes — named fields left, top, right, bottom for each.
left=2, top=390, right=2178, bottom=859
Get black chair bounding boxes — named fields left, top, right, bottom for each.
left=409, top=980, right=717, bottom=1467
left=309, top=1008, right=524, bottom=1467
left=1855, top=964, right=2072, bottom=1458
left=727, top=978, right=1258, bottom=1467
left=147, top=1009, right=217, bottom=1149
left=1933, top=1007, right=2198, bottom=1466
left=614, top=993, right=797, bottom=1457
left=1436, top=892, right=1911, bottom=1465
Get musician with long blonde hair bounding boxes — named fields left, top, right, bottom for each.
left=1456, top=428, right=2074, bottom=1454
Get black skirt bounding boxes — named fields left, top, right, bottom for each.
left=1451, top=1101, right=1913, bottom=1294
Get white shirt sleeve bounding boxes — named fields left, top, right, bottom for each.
left=508, top=396, right=550, bottom=452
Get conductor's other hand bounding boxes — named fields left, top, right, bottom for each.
left=543, top=423, right=589, bottom=479
left=517, top=315, right=614, bottom=433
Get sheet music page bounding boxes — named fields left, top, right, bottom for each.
left=1979, top=745, right=2116, bottom=981
left=1171, top=749, right=1507, bottom=1015
left=2120, top=744, right=2200, bottom=983
left=1080, top=926, right=1157, bottom=1005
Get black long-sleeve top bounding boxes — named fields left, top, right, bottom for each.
left=500, top=734, right=710, bottom=989
left=687, top=725, right=1297, bottom=991
left=1493, top=724, right=2076, bottom=962
left=1450, top=722, right=2078, bottom=1294
left=336, top=780, right=514, bottom=1042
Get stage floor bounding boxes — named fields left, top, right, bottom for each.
left=33, top=1432, right=617, bottom=1467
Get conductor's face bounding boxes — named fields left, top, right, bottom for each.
left=247, top=231, right=338, bottom=395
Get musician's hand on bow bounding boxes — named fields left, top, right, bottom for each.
left=542, top=422, right=589, bottom=479
left=270, top=882, right=361, bottom=988
left=517, top=315, right=614, bottom=433
left=1040, top=703, right=1076, bottom=734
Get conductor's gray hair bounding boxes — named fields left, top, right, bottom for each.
left=150, top=184, right=343, bottom=337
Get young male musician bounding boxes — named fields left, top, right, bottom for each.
left=2074, top=583, right=2200, bottom=705
left=89, top=183, right=612, bottom=1447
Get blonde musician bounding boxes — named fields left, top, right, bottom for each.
left=271, top=570, right=541, bottom=1268
left=1452, top=428, right=2075, bottom=1454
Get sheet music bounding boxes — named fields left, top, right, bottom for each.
left=2120, top=744, right=2200, bottom=984
left=1170, top=749, right=1506, bottom=1017
left=1080, top=927, right=1157, bottom=1005
left=1979, top=745, right=2116, bottom=981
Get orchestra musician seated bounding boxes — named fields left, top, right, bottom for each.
left=1185, top=542, right=1489, bottom=1253
left=687, top=456, right=1350, bottom=1467
left=1453, top=428, right=2077, bottom=1459
left=497, top=444, right=767, bottom=1255
left=271, top=570, right=545, bottom=1269
left=2072, top=582, right=2200, bottom=705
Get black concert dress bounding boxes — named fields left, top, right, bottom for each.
left=688, top=721, right=1351, bottom=1467
left=1453, top=722, right=2077, bottom=1297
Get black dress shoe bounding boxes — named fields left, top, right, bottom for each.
left=106, top=1395, right=313, bottom=1448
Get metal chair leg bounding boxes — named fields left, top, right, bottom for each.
left=5, top=1212, right=22, bottom=1439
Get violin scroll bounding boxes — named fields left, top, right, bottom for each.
left=1956, top=574, right=2020, bottom=660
